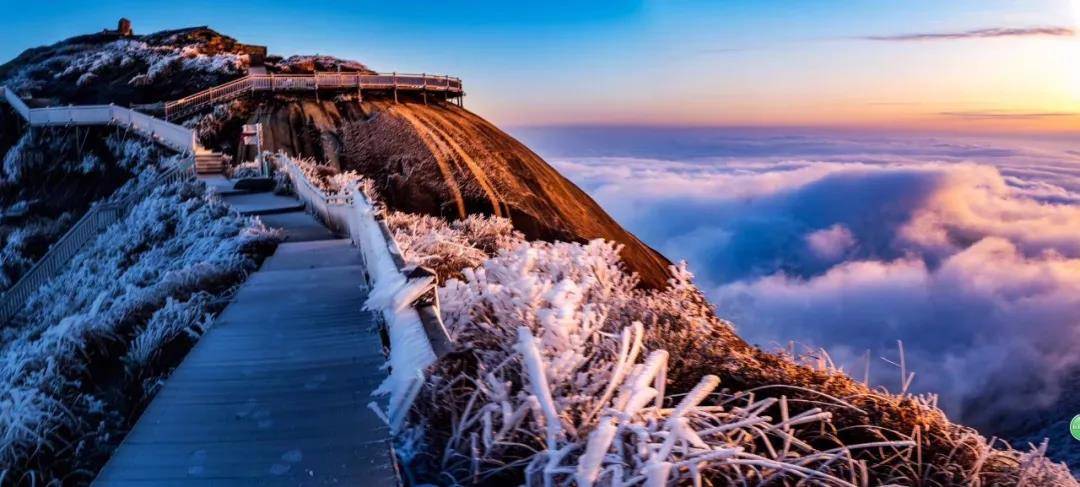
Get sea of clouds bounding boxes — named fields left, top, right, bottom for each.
left=516, top=127, right=1080, bottom=440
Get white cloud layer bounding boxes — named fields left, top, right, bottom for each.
left=546, top=132, right=1080, bottom=433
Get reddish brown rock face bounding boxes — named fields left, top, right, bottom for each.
left=238, top=95, right=672, bottom=288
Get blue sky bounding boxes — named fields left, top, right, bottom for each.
left=1, top=0, right=1077, bottom=130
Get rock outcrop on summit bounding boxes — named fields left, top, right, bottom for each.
left=203, top=97, right=674, bottom=288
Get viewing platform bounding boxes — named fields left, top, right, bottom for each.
left=165, top=72, right=464, bottom=120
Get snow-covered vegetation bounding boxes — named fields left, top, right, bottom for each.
left=0, top=131, right=166, bottom=292
left=382, top=211, right=1078, bottom=485
left=384, top=212, right=522, bottom=281
left=190, top=99, right=248, bottom=140
left=270, top=153, right=372, bottom=209
left=3, top=38, right=246, bottom=94
left=0, top=213, right=73, bottom=289
left=283, top=154, right=362, bottom=195
left=0, top=174, right=279, bottom=483
left=270, top=55, right=373, bottom=74
left=226, top=160, right=262, bottom=179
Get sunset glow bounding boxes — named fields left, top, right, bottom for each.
left=5, top=1, right=1080, bottom=481
left=2, top=0, right=1080, bottom=133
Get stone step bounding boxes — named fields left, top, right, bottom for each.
left=195, top=152, right=225, bottom=175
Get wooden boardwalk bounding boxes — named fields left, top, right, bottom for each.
left=94, top=193, right=397, bottom=485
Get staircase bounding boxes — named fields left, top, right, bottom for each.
left=195, top=151, right=225, bottom=174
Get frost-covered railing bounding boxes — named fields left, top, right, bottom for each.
left=0, top=85, right=197, bottom=154
left=271, top=153, right=453, bottom=432
left=165, top=72, right=464, bottom=120
left=0, top=157, right=197, bottom=325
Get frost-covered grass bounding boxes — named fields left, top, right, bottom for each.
left=384, top=212, right=522, bottom=281
left=281, top=153, right=363, bottom=196
left=0, top=131, right=167, bottom=292
left=0, top=176, right=279, bottom=483
left=0, top=214, right=73, bottom=290
left=384, top=211, right=1078, bottom=486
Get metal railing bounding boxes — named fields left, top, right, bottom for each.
left=165, top=72, right=464, bottom=120
left=28, top=104, right=196, bottom=153
left=0, top=85, right=198, bottom=154
left=0, top=157, right=197, bottom=325
left=270, top=153, right=452, bottom=432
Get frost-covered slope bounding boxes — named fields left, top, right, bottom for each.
left=0, top=172, right=279, bottom=483
left=0, top=26, right=257, bottom=292
left=0, top=131, right=170, bottom=291
left=0, top=27, right=249, bottom=106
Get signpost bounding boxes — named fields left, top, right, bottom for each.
left=242, top=123, right=265, bottom=176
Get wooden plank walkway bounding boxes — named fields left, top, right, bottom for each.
left=94, top=197, right=397, bottom=485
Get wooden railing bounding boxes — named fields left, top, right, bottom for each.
left=0, top=157, right=197, bottom=325
left=165, top=72, right=464, bottom=120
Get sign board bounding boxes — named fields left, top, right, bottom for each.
left=241, top=123, right=263, bottom=147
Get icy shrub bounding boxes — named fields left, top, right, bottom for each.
left=76, top=71, right=98, bottom=87
left=124, top=294, right=212, bottom=373
left=78, top=153, right=104, bottom=174
left=271, top=55, right=372, bottom=74
left=105, top=134, right=162, bottom=171
left=191, top=99, right=249, bottom=141
left=282, top=153, right=362, bottom=196
left=418, top=239, right=894, bottom=484
left=0, top=214, right=74, bottom=291
left=0, top=178, right=280, bottom=482
left=227, top=160, right=263, bottom=179
left=384, top=212, right=523, bottom=280
left=2, top=132, right=38, bottom=182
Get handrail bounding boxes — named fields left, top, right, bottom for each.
left=0, top=157, right=197, bottom=325
left=164, top=72, right=464, bottom=120
left=0, top=85, right=197, bottom=154
left=270, top=153, right=452, bottom=432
